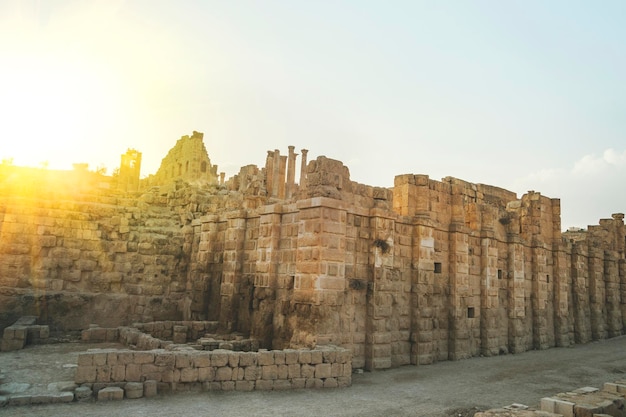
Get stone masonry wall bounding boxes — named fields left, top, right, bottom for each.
left=74, top=345, right=352, bottom=392
left=0, top=180, right=190, bottom=331
left=1, top=137, right=625, bottom=372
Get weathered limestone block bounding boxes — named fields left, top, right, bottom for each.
left=75, top=366, right=97, bottom=384
left=255, top=380, right=273, bottom=390
left=144, top=380, right=158, bottom=397
left=315, top=363, right=332, bottom=379
left=74, top=386, right=93, bottom=402
left=98, top=386, right=124, bottom=401
left=258, top=350, right=275, bottom=366
left=31, top=394, right=54, bottom=404
left=235, top=380, right=254, bottom=391
left=301, top=364, right=314, bottom=378
left=124, top=382, right=144, bottom=399
left=8, top=394, right=32, bottom=406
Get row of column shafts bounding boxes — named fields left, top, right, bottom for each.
left=265, top=146, right=309, bottom=199
left=218, top=147, right=308, bottom=198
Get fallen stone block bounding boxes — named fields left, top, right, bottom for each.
left=49, top=381, right=78, bottom=392
left=0, top=382, right=31, bottom=395
left=0, top=395, right=6, bottom=407
left=53, top=392, right=75, bottom=403
left=574, top=386, right=599, bottom=394
left=14, top=316, right=37, bottom=326
left=8, top=394, right=32, bottom=406
left=603, top=381, right=626, bottom=394
left=0, top=338, right=25, bottom=352
left=573, top=403, right=603, bottom=417
left=552, top=398, right=574, bottom=417
left=98, top=386, right=124, bottom=401
left=124, top=382, right=143, bottom=399
left=30, top=394, right=54, bottom=405
left=74, top=386, right=93, bottom=402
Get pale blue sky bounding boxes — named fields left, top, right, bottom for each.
left=1, top=0, right=625, bottom=229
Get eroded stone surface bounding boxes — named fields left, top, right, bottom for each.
left=0, top=131, right=625, bottom=372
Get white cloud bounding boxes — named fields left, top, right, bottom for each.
left=511, top=149, right=626, bottom=230
left=572, top=149, right=626, bottom=175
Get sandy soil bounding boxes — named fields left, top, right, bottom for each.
left=2, top=336, right=626, bottom=417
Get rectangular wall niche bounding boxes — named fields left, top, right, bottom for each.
left=467, top=307, right=475, bottom=318
left=434, top=262, right=442, bottom=273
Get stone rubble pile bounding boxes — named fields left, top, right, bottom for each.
left=477, top=381, right=626, bottom=417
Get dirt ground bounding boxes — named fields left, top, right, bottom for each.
left=2, top=336, right=626, bottom=417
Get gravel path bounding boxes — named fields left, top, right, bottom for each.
left=2, top=336, right=626, bottom=417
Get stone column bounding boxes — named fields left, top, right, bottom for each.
left=272, top=150, right=281, bottom=198
left=286, top=146, right=297, bottom=199
left=299, top=149, right=308, bottom=192
left=278, top=155, right=287, bottom=199
left=219, top=172, right=225, bottom=186
left=265, top=151, right=275, bottom=197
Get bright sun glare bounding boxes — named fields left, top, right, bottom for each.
left=0, top=55, right=119, bottom=170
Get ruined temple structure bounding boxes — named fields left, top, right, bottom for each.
left=146, top=131, right=219, bottom=186
left=0, top=131, right=625, bottom=371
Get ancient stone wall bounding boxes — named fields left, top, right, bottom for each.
left=74, top=345, right=352, bottom=391
left=185, top=158, right=625, bottom=370
left=1, top=134, right=624, bottom=372
left=0, top=168, right=191, bottom=331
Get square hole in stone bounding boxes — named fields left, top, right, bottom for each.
left=467, top=307, right=475, bottom=318
left=434, top=262, right=442, bottom=273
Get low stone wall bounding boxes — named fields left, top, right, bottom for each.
left=0, top=316, right=49, bottom=352
left=81, top=321, right=261, bottom=352
left=75, top=345, right=352, bottom=392
left=133, top=321, right=219, bottom=343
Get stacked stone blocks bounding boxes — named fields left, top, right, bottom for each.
left=75, top=345, right=351, bottom=392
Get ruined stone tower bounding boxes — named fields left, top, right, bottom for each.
left=151, top=131, right=218, bottom=186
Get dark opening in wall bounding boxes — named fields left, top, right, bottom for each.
left=498, top=269, right=503, bottom=279
left=373, top=238, right=390, bottom=254
left=434, top=262, right=442, bottom=273
left=467, top=307, right=475, bottom=318
left=546, top=274, right=550, bottom=283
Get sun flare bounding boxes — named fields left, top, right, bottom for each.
left=0, top=55, right=122, bottom=170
